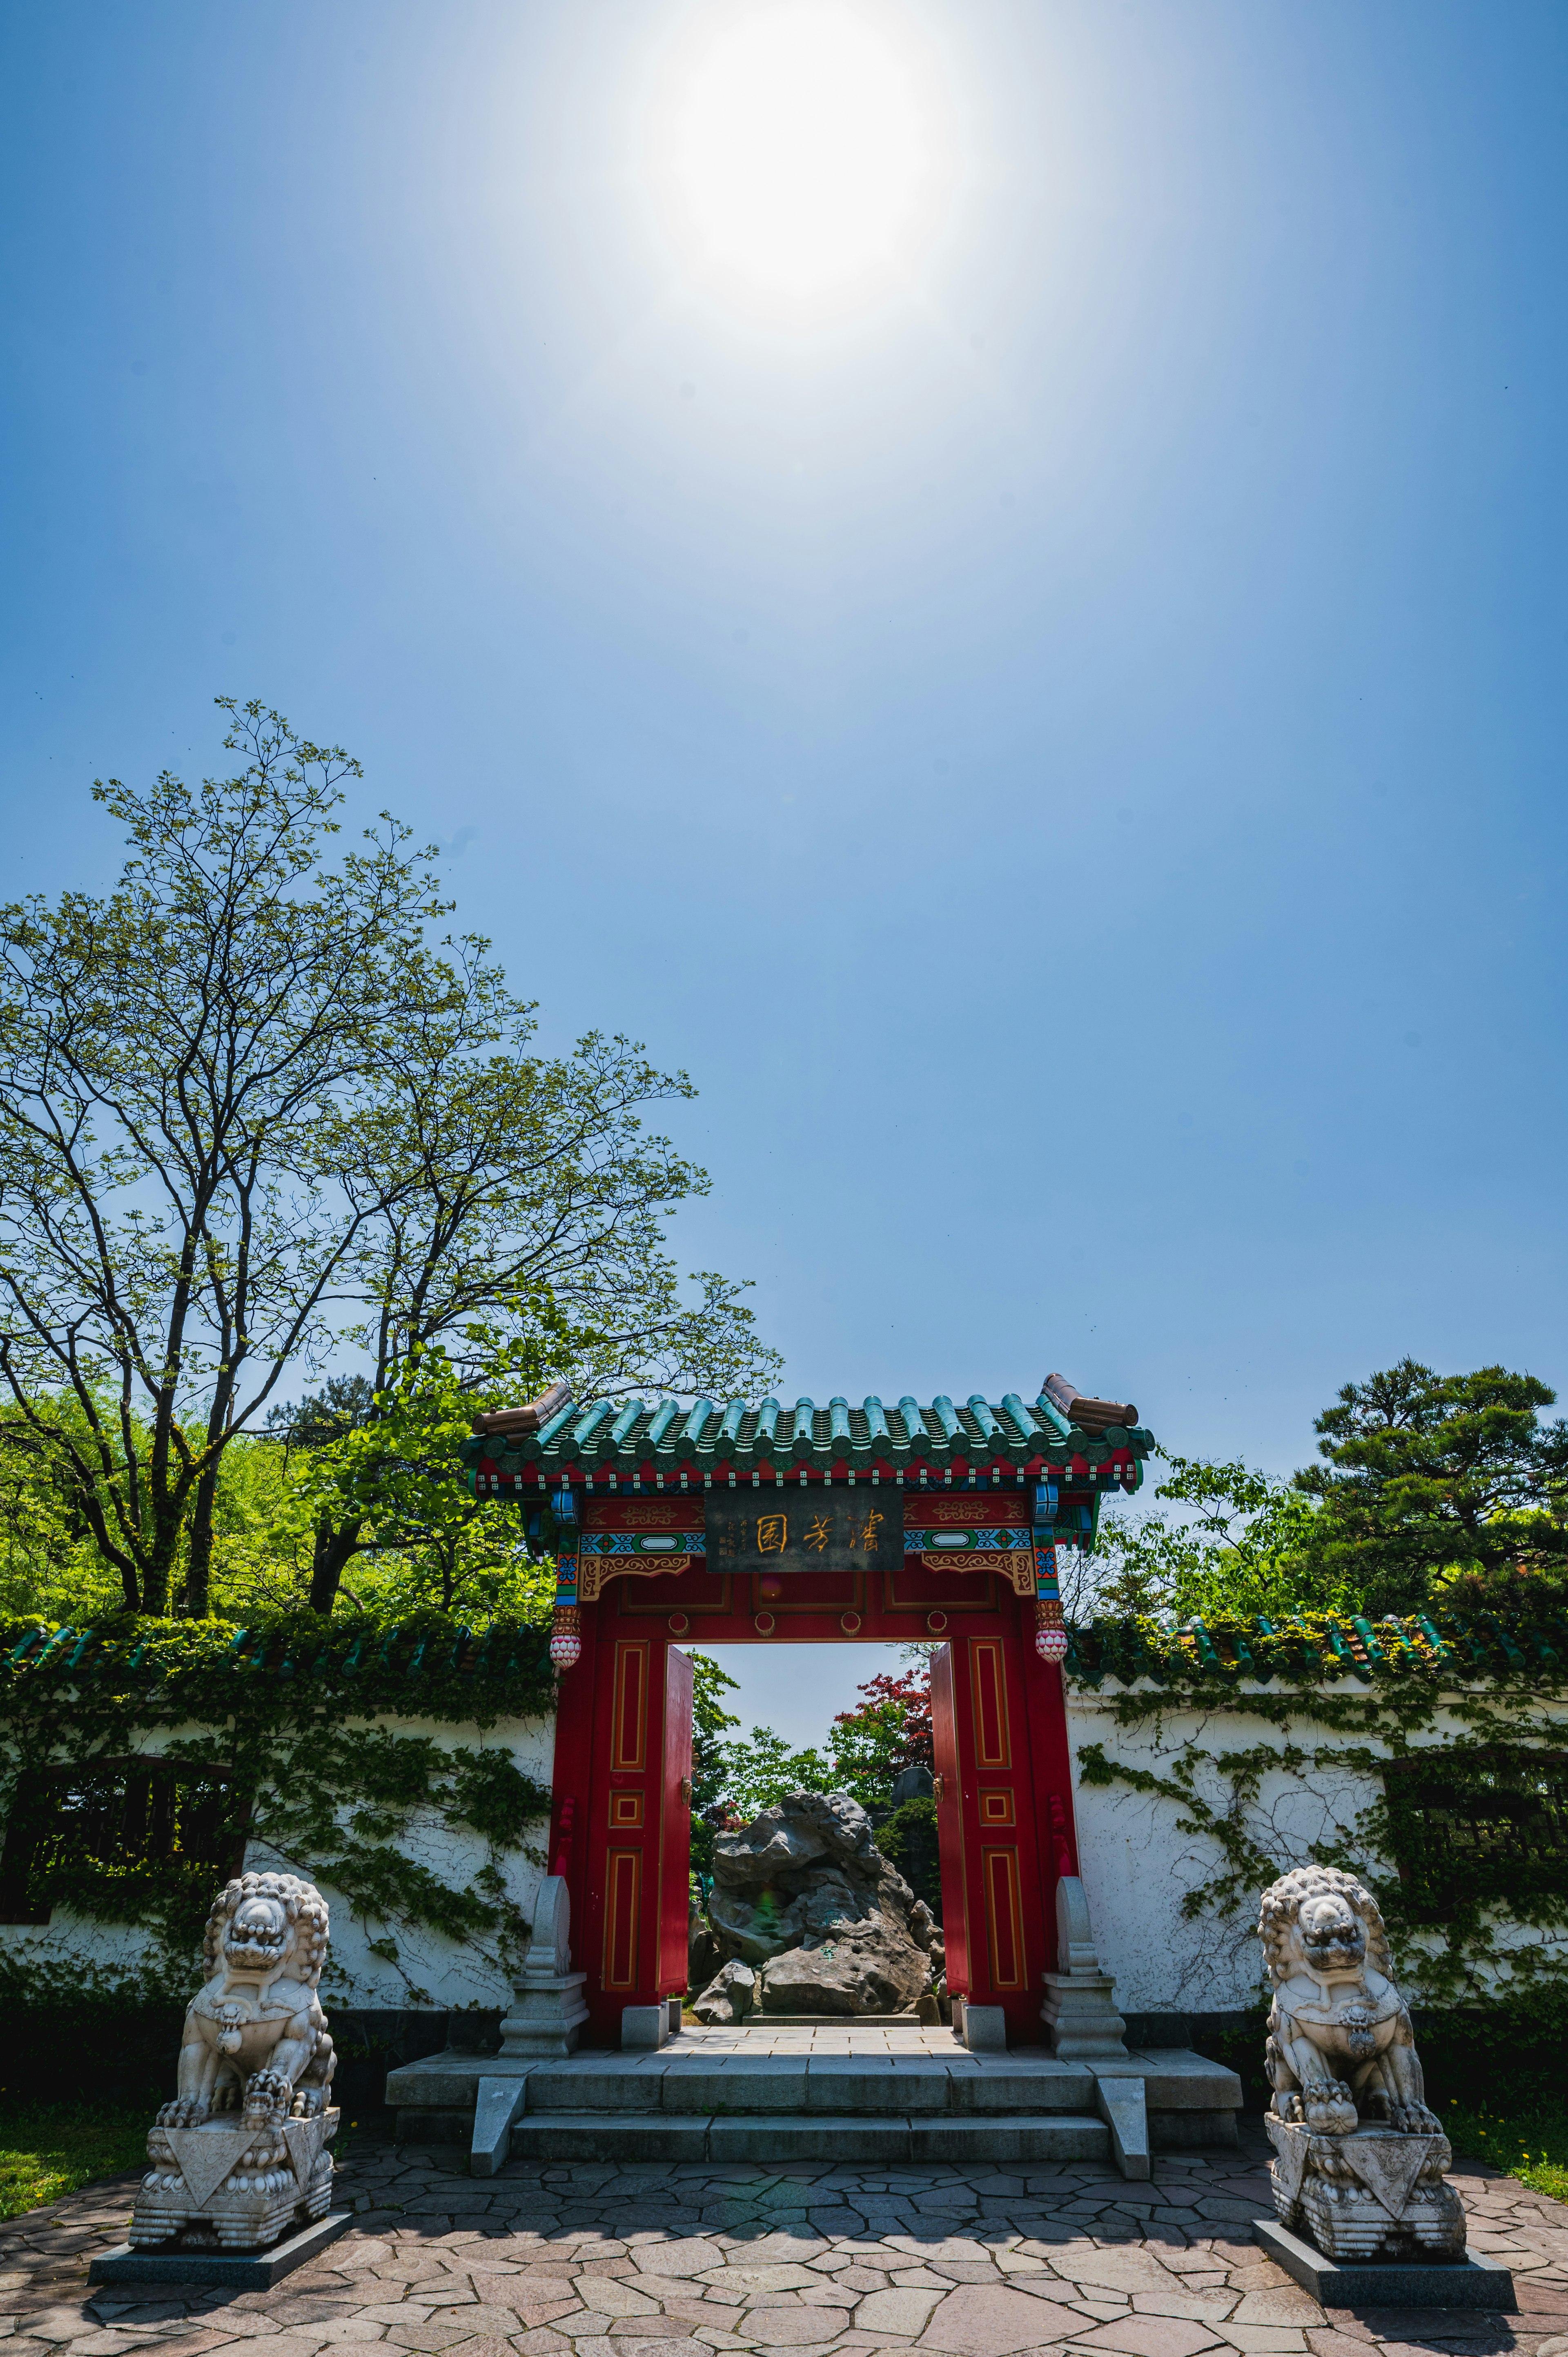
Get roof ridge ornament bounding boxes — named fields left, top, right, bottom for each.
left=1041, top=1372, right=1138, bottom=1435
left=470, top=1378, right=573, bottom=1439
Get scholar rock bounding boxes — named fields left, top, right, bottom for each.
left=693, top=1957, right=757, bottom=2024
left=1259, top=1865, right=1465, bottom=2263
left=130, top=1871, right=339, bottom=2254
left=688, top=1889, right=721, bottom=1996
left=701, top=1788, right=933, bottom=2017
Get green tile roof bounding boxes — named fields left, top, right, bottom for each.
left=457, top=1391, right=1156, bottom=1481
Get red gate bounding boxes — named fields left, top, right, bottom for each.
left=545, top=1520, right=1080, bottom=2045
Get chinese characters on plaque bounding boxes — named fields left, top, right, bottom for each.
left=704, top=1488, right=905, bottom=1575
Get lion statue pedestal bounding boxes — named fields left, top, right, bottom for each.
left=130, top=1871, right=339, bottom=2255
left=1258, top=1866, right=1464, bottom=2266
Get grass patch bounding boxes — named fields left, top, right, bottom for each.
left=1438, top=2094, right=1568, bottom=2204
left=0, top=2102, right=149, bottom=2219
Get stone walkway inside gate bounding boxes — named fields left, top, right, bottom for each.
left=4, top=2132, right=1566, bottom=2357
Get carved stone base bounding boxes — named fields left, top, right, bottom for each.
left=92, top=2211, right=352, bottom=2288
left=1040, top=1876, right=1130, bottom=2062
left=498, top=1970, right=589, bottom=2061
left=1040, top=1971, right=1129, bottom=2061
left=128, top=2108, right=337, bottom=2254
left=1254, top=2218, right=1513, bottom=2309
left=1266, top=2117, right=1466, bottom=2263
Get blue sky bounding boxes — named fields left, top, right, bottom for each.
left=4, top=0, right=1566, bottom=1547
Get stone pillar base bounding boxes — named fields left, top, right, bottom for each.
left=1040, top=1969, right=1129, bottom=2061
left=498, top=1971, right=589, bottom=2061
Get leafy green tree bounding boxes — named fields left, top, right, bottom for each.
left=1085, top=1362, right=1568, bottom=1626
left=1293, top=1360, right=1568, bottom=1613
left=721, top=1726, right=833, bottom=1820
left=688, top=1651, right=741, bottom=1877
left=279, top=1347, right=554, bottom=1620
left=1084, top=1455, right=1328, bottom=1622
left=298, top=995, right=780, bottom=1611
left=0, top=703, right=463, bottom=1615
left=0, top=1412, right=123, bottom=1622
left=0, top=700, right=778, bottom=1618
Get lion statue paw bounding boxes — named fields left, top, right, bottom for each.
left=1302, top=2083, right=1360, bottom=2136
left=155, top=2096, right=209, bottom=2128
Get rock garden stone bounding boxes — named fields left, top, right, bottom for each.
left=695, top=1787, right=934, bottom=2016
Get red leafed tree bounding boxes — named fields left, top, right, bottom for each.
left=829, top=1658, right=934, bottom=1805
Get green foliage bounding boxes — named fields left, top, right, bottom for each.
left=1067, top=1604, right=1568, bottom=1693
left=0, top=1416, right=129, bottom=1625
left=688, top=1651, right=741, bottom=1875
left=1083, top=1457, right=1334, bottom=1622
left=283, top=1347, right=557, bottom=1620
left=1294, top=1360, right=1568, bottom=1610
left=0, top=2102, right=151, bottom=2218
left=0, top=1611, right=555, bottom=2010
left=0, top=697, right=777, bottom=1624
left=720, top=1726, right=834, bottom=1820
left=877, top=1794, right=941, bottom=1920
left=1086, top=1361, right=1568, bottom=1627
left=1440, top=2093, right=1568, bottom=2201
left=0, top=702, right=465, bottom=1617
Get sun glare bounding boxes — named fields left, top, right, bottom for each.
left=656, top=5, right=941, bottom=306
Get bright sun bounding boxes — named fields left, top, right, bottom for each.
left=657, top=6, right=940, bottom=303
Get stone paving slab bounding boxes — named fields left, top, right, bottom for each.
left=2, top=2131, right=1564, bottom=2357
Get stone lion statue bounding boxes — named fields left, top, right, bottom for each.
left=159, top=1870, right=336, bottom=2129
left=1259, top=1864, right=1440, bottom=2136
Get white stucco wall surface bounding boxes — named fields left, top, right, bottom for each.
left=0, top=1709, right=556, bottom=2012
left=1065, top=1681, right=1568, bottom=2017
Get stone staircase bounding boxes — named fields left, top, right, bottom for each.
left=386, top=2031, right=1241, bottom=2180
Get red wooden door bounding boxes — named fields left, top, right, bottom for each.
left=956, top=1632, right=1034, bottom=2023
left=658, top=1646, right=694, bottom=1998
left=930, top=1642, right=970, bottom=1997
left=934, top=1628, right=1056, bottom=2042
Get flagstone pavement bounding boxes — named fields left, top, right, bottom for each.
left=4, top=2132, right=1566, bottom=2357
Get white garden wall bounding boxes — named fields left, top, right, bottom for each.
left=1065, top=1680, right=1568, bottom=2018
left=0, top=1710, right=555, bottom=2012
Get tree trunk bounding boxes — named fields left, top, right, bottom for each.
left=309, top=1515, right=364, bottom=1615
left=185, top=1461, right=221, bottom=1617
left=142, top=1551, right=170, bottom=1616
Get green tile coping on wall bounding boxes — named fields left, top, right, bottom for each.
left=0, top=1603, right=1559, bottom=1699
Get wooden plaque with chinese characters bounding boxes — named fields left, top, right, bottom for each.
left=704, top=1488, right=904, bottom=1575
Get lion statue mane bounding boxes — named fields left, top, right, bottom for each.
left=1258, top=1864, right=1439, bottom=2136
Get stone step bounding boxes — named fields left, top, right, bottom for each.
left=522, top=2055, right=1101, bottom=2114
left=741, top=2011, right=921, bottom=2025
left=510, top=2109, right=1113, bottom=2165
left=388, top=2041, right=1242, bottom=2182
